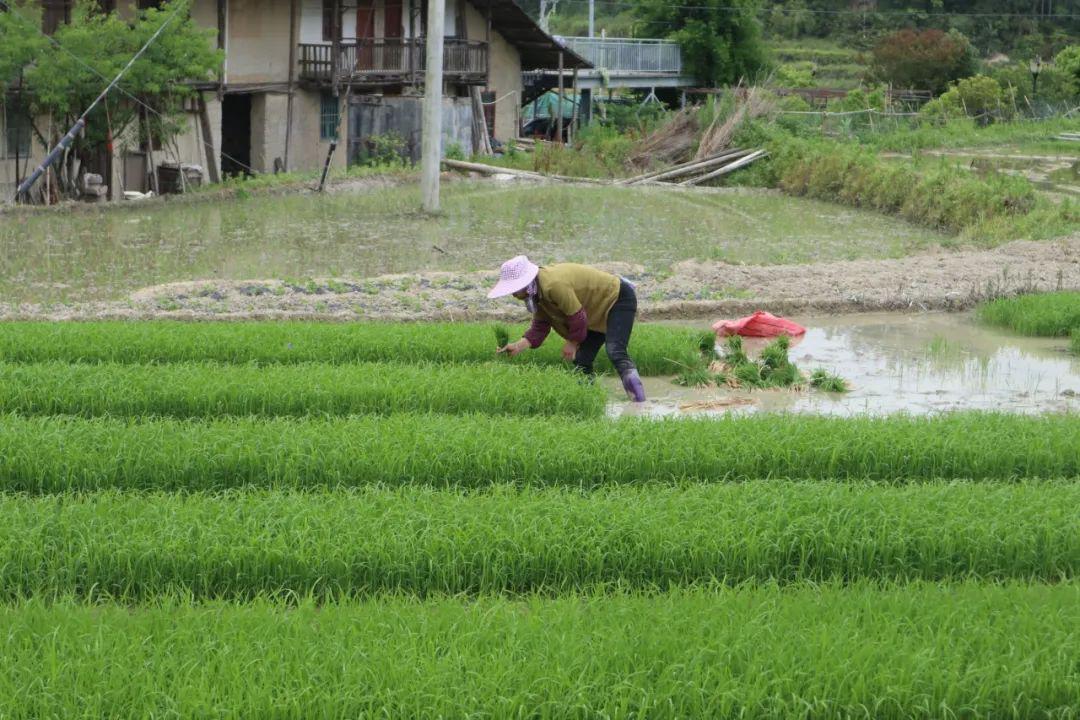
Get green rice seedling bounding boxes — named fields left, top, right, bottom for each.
left=810, top=368, right=850, bottom=393
left=672, top=364, right=713, bottom=387
left=0, top=361, right=607, bottom=419
left=3, top=413, right=1078, bottom=492
left=493, top=325, right=510, bottom=351
left=697, top=331, right=719, bottom=359
left=733, top=361, right=763, bottom=387
left=0, top=321, right=704, bottom=376
left=0, top=584, right=1075, bottom=717
left=0, top=482, right=1074, bottom=600
left=977, top=292, right=1080, bottom=336
left=723, top=335, right=749, bottom=366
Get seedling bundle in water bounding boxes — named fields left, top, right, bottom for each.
left=676, top=334, right=848, bottom=392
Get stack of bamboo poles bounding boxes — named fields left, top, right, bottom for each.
left=616, top=148, right=768, bottom=187
left=1056, top=132, right=1080, bottom=142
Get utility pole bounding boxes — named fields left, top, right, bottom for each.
left=539, top=0, right=547, bottom=31
left=588, top=0, right=594, bottom=37
left=421, top=0, right=445, bottom=213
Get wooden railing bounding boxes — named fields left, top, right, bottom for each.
left=299, top=39, right=488, bottom=85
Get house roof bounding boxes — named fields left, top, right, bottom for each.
left=483, top=0, right=592, bottom=70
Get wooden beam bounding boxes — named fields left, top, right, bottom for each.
left=197, top=94, right=221, bottom=184
left=680, top=150, right=768, bottom=186
left=556, top=51, right=563, bottom=144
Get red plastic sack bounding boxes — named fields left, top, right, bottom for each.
left=712, top=311, right=806, bottom=338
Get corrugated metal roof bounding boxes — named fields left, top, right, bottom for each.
left=483, top=0, right=592, bottom=70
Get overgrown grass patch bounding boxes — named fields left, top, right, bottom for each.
left=0, top=584, right=1075, bottom=717
left=978, top=292, right=1080, bottom=337
left=2, top=413, right=1078, bottom=492
left=0, top=361, right=606, bottom=419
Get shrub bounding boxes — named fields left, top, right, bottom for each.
left=1054, top=45, right=1080, bottom=96
left=870, top=28, right=977, bottom=94
left=920, top=75, right=1013, bottom=121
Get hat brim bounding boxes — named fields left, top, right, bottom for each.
left=486, top=265, right=539, bottom=299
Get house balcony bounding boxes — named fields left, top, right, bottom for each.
left=298, top=39, right=488, bottom=86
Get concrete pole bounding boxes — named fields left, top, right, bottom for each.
left=421, top=0, right=445, bottom=213
left=588, top=0, right=594, bottom=37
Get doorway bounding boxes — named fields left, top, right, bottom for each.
left=220, top=94, right=252, bottom=177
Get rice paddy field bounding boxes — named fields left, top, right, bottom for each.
left=0, top=319, right=1077, bottom=717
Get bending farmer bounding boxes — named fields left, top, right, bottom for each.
left=488, top=255, right=646, bottom=402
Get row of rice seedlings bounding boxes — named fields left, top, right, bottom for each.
left=0, top=321, right=705, bottom=375
left=1, top=482, right=1074, bottom=600
left=0, top=361, right=606, bottom=419
left=676, top=335, right=848, bottom=392
left=977, top=291, right=1080, bottom=337
left=0, top=583, right=1075, bottom=717
left=2, top=413, right=1077, bottom=491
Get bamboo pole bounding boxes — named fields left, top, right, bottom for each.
left=624, top=149, right=750, bottom=186
left=680, top=150, right=768, bottom=186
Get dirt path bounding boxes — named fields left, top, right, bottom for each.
left=3, top=235, right=1078, bottom=322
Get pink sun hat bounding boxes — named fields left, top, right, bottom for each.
left=487, top=255, right=540, bottom=298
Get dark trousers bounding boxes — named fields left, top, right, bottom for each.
left=574, top=279, right=637, bottom=376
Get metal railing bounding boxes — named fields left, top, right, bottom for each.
left=557, top=37, right=681, bottom=74
left=299, top=39, right=487, bottom=84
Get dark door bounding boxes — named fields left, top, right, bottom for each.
left=220, top=94, right=252, bottom=177
left=356, top=0, right=375, bottom=70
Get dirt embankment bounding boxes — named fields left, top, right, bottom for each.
left=3, top=236, right=1078, bottom=322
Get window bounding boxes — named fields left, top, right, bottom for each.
left=322, top=0, right=334, bottom=41
left=320, top=92, right=340, bottom=141
left=3, top=98, right=32, bottom=158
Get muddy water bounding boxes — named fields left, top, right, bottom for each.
left=609, top=312, right=1080, bottom=417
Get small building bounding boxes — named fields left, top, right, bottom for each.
left=1, top=0, right=588, bottom=198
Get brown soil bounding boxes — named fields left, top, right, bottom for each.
left=3, top=235, right=1078, bottom=322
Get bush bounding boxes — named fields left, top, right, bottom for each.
left=988, top=62, right=1075, bottom=105
left=1054, top=45, right=1080, bottom=97
left=920, top=75, right=1013, bottom=121
left=870, top=28, right=978, bottom=94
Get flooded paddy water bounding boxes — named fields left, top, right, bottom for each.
left=612, top=312, right=1080, bottom=417
left=0, top=182, right=947, bottom=306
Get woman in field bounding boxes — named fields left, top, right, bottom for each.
left=488, top=255, right=646, bottom=402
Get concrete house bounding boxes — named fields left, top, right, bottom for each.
left=1, top=0, right=587, bottom=198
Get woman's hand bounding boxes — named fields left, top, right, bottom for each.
left=498, top=339, right=530, bottom=357
left=561, top=340, right=579, bottom=361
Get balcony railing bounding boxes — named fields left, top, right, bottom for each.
left=557, top=37, right=681, bottom=74
left=299, top=39, right=488, bottom=85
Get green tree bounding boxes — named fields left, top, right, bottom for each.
left=21, top=0, right=220, bottom=182
left=1054, top=45, right=1080, bottom=97
left=0, top=2, right=48, bottom=90
left=634, top=0, right=767, bottom=87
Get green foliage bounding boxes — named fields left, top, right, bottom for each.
left=633, top=0, right=768, bottom=87
left=1054, top=45, right=1080, bottom=96
left=869, top=28, right=977, bottom=94
left=0, top=2, right=47, bottom=91
left=719, top=334, right=810, bottom=389
left=1, top=584, right=1077, bottom=716
left=0, top=321, right=706, bottom=376
left=444, top=142, right=466, bottom=161
left=493, top=325, right=510, bottom=350
left=773, top=62, right=815, bottom=88
left=978, top=292, right=1080, bottom=337
left=21, top=0, right=220, bottom=162
left=0, top=482, right=1074, bottom=599
left=920, top=75, right=1013, bottom=121
left=759, top=130, right=1078, bottom=241
left=989, top=62, right=1076, bottom=105
left=358, top=132, right=409, bottom=167
left=0, top=361, right=607, bottom=419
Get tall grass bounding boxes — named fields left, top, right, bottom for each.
left=978, top=292, right=1080, bottom=337
left=0, top=584, right=1075, bottom=717
left=0, top=322, right=703, bottom=376
left=2, top=413, right=1078, bottom=491
left=0, top=483, right=1073, bottom=599
left=737, top=126, right=1078, bottom=241
left=0, top=362, right=606, bottom=419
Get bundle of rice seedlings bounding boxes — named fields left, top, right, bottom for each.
left=811, top=368, right=850, bottom=393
